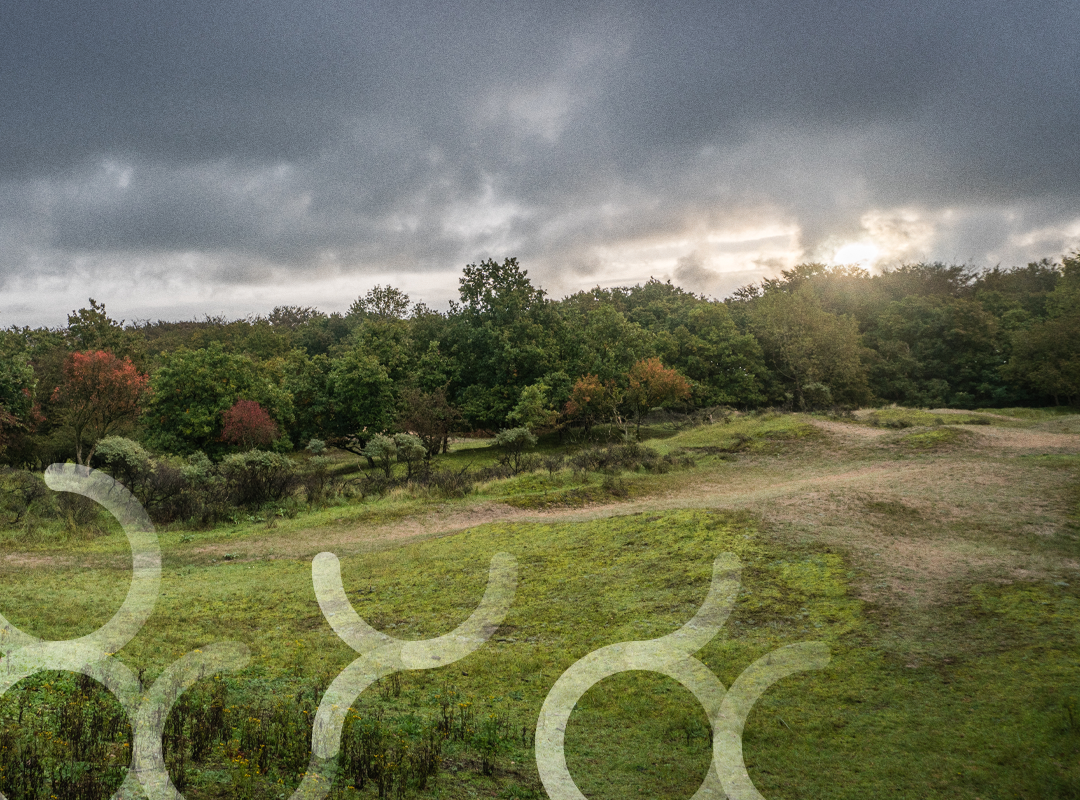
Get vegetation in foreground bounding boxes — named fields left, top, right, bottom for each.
left=1, top=408, right=1079, bottom=798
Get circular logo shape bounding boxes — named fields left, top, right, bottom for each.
left=0, top=465, right=249, bottom=800
left=534, top=554, right=830, bottom=800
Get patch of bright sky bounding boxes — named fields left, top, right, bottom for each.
left=570, top=218, right=803, bottom=294
left=820, top=204, right=1080, bottom=271
left=0, top=253, right=462, bottom=328
left=819, top=206, right=936, bottom=268
left=441, top=181, right=530, bottom=242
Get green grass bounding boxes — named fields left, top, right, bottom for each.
left=3, top=408, right=1080, bottom=798
left=663, top=412, right=820, bottom=453
left=995, top=406, right=1080, bottom=420
left=861, top=407, right=1003, bottom=428
left=898, top=426, right=970, bottom=449
left=4, top=509, right=1080, bottom=798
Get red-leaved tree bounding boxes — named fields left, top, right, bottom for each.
left=624, top=358, right=692, bottom=436
left=220, top=400, right=279, bottom=450
left=52, top=350, right=151, bottom=465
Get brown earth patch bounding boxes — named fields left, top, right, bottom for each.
left=958, top=425, right=1080, bottom=453
left=2, top=552, right=77, bottom=569
left=806, top=419, right=893, bottom=441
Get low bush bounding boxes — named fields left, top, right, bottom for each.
left=299, top=456, right=338, bottom=506
left=220, top=450, right=300, bottom=506
left=494, top=427, right=538, bottom=474
left=0, top=468, right=49, bottom=525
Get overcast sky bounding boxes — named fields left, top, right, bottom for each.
left=2, top=1, right=1079, bottom=327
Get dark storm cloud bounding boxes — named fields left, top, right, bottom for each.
left=1, top=0, right=1078, bottom=317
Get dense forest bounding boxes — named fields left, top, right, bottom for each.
left=1, top=253, right=1078, bottom=475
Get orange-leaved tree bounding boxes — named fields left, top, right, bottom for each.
left=53, top=350, right=150, bottom=464
left=564, top=374, right=622, bottom=435
left=624, top=358, right=691, bottom=436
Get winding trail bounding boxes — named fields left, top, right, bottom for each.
left=6, top=417, right=1078, bottom=609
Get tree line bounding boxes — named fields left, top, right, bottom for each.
left=1, top=253, right=1078, bottom=469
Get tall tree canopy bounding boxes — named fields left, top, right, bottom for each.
left=748, top=286, right=871, bottom=408
left=144, top=343, right=292, bottom=455
left=53, top=350, right=150, bottom=464
left=1002, top=253, right=1080, bottom=405
left=2, top=254, right=1077, bottom=467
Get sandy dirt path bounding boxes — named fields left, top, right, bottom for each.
left=7, top=417, right=1077, bottom=609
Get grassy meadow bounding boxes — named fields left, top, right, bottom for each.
left=1, top=408, right=1079, bottom=798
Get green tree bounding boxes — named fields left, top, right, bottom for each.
left=556, top=302, right=653, bottom=386
left=275, top=350, right=334, bottom=447
left=0, top=346, right=35, bottom=462
left=864, top=296, right=1004, bottom=407
left=1001, top=253, right=1080, bottom=405
left=507, top=382, right=558, bottom=432
left=494, top=427, right=537, bottom=474
left=871, top=262, right=975, bottom=301
left=973, top=260, right=1061, bottom=320
left=325, top=348, right=395, bottom=455
left=1003, top=315, right=1080, bottom=405
left=458, top=258, right=544, bottom=320
left=564, top=280, right=766, bottom=406
left=347, top=316, right=415, bottom=385
left=144, top=343, right=293, bottom=455
left=267, top=305, right=323, bottom=329
left=66, top=299, right=145, bottom=363
left=448, top=258, right=560, bottom=428
left=748, top=287, right=871, bottom=408
left=348, top=285, right=412, bottom=320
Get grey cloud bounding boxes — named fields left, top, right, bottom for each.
left=1, top=0, right=1079, bottom=321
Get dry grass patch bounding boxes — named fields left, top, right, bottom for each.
left=807, top=418, right=893, bottom=442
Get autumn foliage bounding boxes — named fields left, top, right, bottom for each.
left=625, top=358, right=692, bottom=433
left=53, top=350, right=150, bottom=464
left=564, top=375, right=622, bottom=434
left=220, top=399, right=279, bottom=450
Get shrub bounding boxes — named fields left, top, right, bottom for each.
left=542, top=454, right=565, bottom=476
left=219, top=450, right=299, bottom=506
left=93, top=436, right=153, bottom=493
left=91, top=438, right=216, bottom=524
left=300, top=456, right=337, bottom=506
left=801, top=381, right=834, bottom=409
left=153, top=454, right=227, bottom=526
left=426, top=467, right=475, bottom=498
left=393, top=433, right=427, bottom=479
left=0, top=468, right=48, bottom=525
left=397, top=388, right=460, bottom=457
left=493, top=427, right=537, bottom=474
left=362, top=434, right=397, bottom=479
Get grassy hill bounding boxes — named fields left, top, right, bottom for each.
left=2, top=408, right=1079, bottom=798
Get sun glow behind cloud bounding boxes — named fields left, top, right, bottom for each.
left=558, top=215, right=804, bottom=296
left=820, top=207, right=936, bottom=269
left=818, top=205, right=1080, bottom=273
